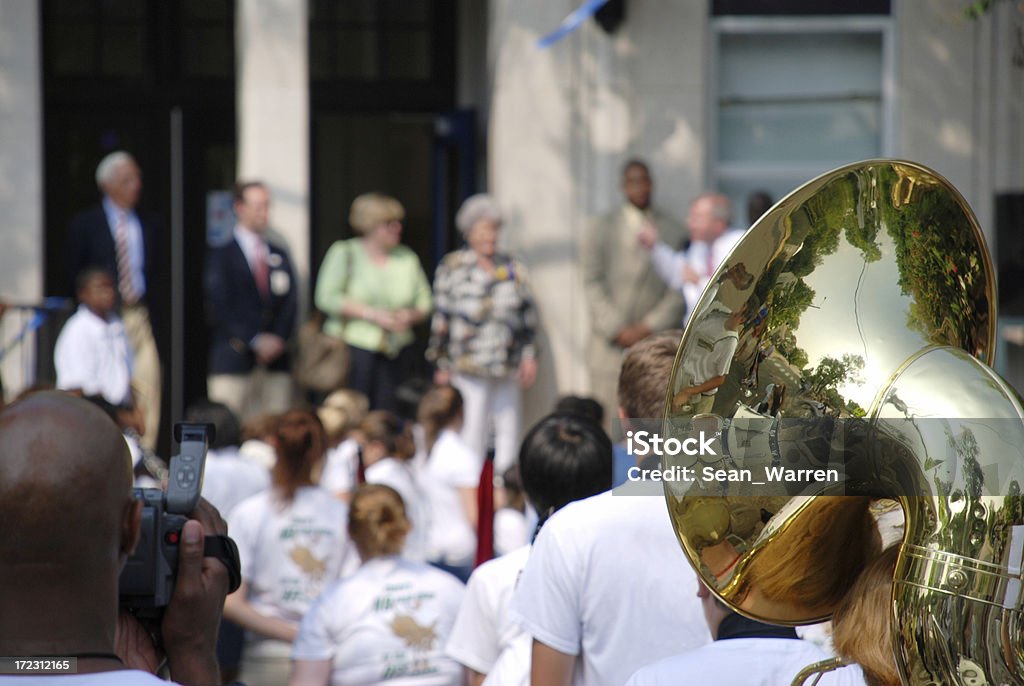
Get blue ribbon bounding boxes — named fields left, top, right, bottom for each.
left=537, top=0, right=610, bottom=48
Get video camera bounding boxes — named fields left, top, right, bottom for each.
left=119, top=422, right=240, bottom=621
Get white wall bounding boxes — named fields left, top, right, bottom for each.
left=489, top=0, right=707, bottom=422
left=236, top=0, right=310, bottom=314
left=895, top=0, right=1002, bottom=242
left=0, top=0, right=43, bottom=401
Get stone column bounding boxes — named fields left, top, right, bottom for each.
left=0, top=0, right=43, bottom=400
left=236, top=0, right=310, bottom=312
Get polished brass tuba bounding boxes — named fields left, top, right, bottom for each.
left=662, top=160, right=1024, bottom=685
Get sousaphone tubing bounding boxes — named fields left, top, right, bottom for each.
left=663, top=160, right=1024, bottom=685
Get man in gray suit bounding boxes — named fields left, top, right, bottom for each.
left=582, top=159, right=687, bottom=434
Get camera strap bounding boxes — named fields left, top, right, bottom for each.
left=204, top=534, right=242, bottom=594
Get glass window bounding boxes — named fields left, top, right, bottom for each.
left=713, top=19, right=891, bottom=219
left=310, top=0, right=437, bottom=82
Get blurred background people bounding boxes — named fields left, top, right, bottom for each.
left=187, top=399, right=270, bottom=519
left=225, top=409, right=359, bottom=686
left=491, top=465, right=528, bottom=558
left=239, top=412, right=280, bottom=470
left=582, top=159, right=687, bottom=433
left=746, top=190, right=774, bottom=227
left=416, top=385, right=483, bottom=581
left=358, top=409, right=428, bottom=562
left=290, top=484, right=466, bottom=686
left=66, top=150, right=162, bottom=452
left=54, top=267, right=144, bottom=440
left=185, top=398, right=270, bottom=684
left=446, top=412, right=613, bottom=686
left=317, top=389, right=370, bottom=502
left=639, top=192, right=745, bottom=321
left=205, top=180, right=298, bottom=421
left=314, top=192, right=432, bottom=412
left=427, top=193, right=539, bottom=474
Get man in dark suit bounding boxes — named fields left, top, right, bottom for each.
left=205, top=181, right=297, bottom=420
left=67, top=151, right=163, bottom=452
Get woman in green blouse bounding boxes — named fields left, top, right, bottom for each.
left=314, top=193, right=432, bottom=412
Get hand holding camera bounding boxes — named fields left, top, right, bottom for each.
left=118, top=423, right=241, bottom=684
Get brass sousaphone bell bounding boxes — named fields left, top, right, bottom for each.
left=662, top=160, right=1024, bottom=685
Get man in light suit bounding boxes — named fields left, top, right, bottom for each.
left=205, top=181, right=297, bottom=420
left=67, top=151, right=163, bottom=452
left=581, top=159, right=687, bottom=433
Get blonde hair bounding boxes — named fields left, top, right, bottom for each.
left=832, top=545, right=901, bottom=686
left=317, top=390, right=369, bottom=445
left=349, top=193, right=405, bottom=235
left=746, top=496, right=882, bottom=617
left=349, top=484, right=410, bottom=559
left=618, top=330, right=683, bottom=420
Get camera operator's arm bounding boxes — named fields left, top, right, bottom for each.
left=223, top=584, right=300, bottom=642
left=162, top=500, right=230, bottom=686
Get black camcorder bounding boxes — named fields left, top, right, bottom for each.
left=119, top=422, right=240, bottom=621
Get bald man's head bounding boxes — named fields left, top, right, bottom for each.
left=0, top=392, right=136, bottom=567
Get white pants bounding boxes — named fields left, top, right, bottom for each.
left=451, top=373, right=522, bottom=475
left=208, top=369, right=293, bottom=422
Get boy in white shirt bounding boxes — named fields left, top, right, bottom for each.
left=55, top=267, right=144, bottom=437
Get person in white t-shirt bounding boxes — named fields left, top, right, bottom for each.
left=183, top=399, right=271, bottom=684
left=290, top=484, right=466, bottom=686
left=625, top=580, right=866, bottom=686
left=317, top=389, right=370, bottom=502
left=225, top=409, right=360, bottom=686
left=492, top=466, right=529, bottom=557
left=54, top=267, right=145, bottom=437
left=360, top=410, right=428, bottom=561
left=186, top=400, right=270, bottom=519
left=446, top=412, right=613, bottom=686
left=416, top=385, right=483, bottom=580
left=0, top=391, right=230, bottom=686
left=508, top=331, right=712, bottom=686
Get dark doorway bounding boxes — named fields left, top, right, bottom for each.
left=309, top=0, right=467, bottom=382
left=41, top=0, right=236, bottom=455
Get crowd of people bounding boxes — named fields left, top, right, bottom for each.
left=0, top=328, right=895, bottom=686
left=0, top=150, right=910, bottom=686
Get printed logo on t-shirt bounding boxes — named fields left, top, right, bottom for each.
left=373, top=581, right=442, bottom=679
left=290, top=545, right=327, bottom=579
left=277, top=518, right=337, bottom=607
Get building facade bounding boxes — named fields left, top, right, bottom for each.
left=1, top=0, right=1022, bottom=428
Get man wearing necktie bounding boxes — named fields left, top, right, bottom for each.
left=204, top=181, right=297, bottom=421
left=581, top=159, right=687, bottom=435
left=638, top=192, right=749, bottom=323
left=67, top=151, right=162, bottom=452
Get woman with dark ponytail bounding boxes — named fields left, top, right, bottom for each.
left=290, top=484, right=466, bottom=686
left=416, top=384, right=483, bottom=581
left=225, top=410, right=359, bottom=686
left=445, top=413, right=612, bottom=686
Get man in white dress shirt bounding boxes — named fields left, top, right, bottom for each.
left=640, top=192, right=747, bottom=322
